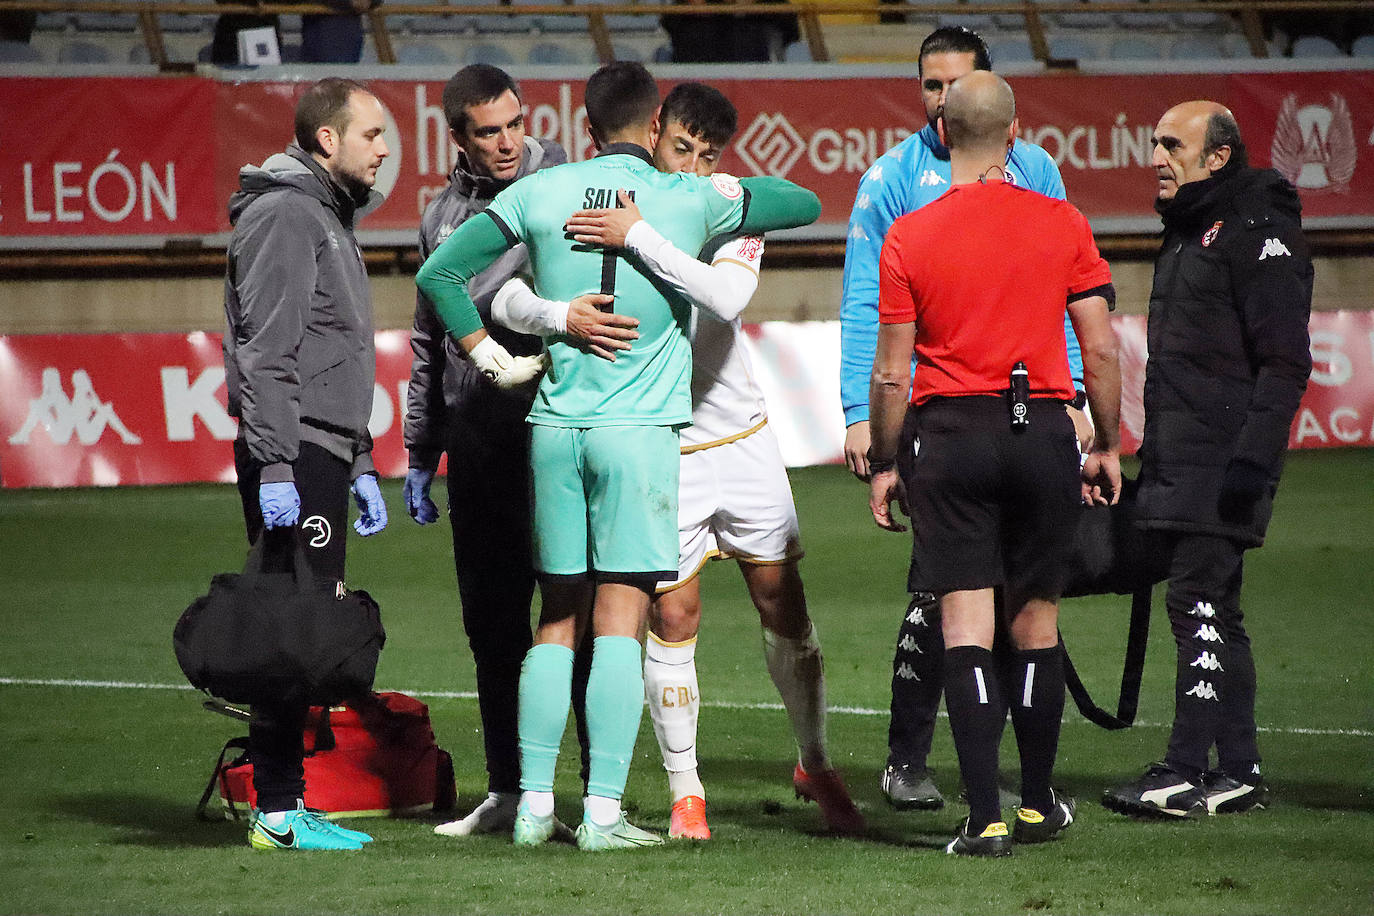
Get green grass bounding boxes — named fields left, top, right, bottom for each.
left=1, top=450, right=1372, bottom=915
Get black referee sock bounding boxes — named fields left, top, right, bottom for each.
left=943, top=645, right=1004, bottom=833
left=887, top=592, right=943, bottom=767
left=1008, top=646, right=1065, bottom=815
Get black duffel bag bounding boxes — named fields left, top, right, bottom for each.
left=173, top=537, right=385, bottom=707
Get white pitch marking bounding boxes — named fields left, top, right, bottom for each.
left=1, top=677, right=1370, bottom=738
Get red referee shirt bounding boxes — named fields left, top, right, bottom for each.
left=878, top=181, right=1112, bottom=405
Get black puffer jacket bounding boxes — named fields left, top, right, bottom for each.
left=1135, top=166, right=1313, bottom=546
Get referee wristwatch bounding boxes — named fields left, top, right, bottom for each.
left=866, top=449, right=896, bottom=474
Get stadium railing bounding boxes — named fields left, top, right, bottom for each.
left=1, top=0, right=1370, bottom=67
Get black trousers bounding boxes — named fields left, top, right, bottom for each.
left=444, top=411, right=537, bottom=795
left=234, top=439, right=350, bottom=813
left=1150, top=532, right=1257, bottom=779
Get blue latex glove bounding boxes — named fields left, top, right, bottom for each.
left=351, top=473, right=388, bottom=537
left=259, top=481, right=300, bottom=530
left=403, top=468, right=439, bottom=525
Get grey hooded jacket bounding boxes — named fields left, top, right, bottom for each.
left=404, top=136, right=566, bottom=471
left=223, top=145, right=382, bottom=483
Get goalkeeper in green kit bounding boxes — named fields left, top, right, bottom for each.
left=416, top=61, right=821, bottom=850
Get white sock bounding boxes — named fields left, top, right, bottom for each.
left=644, top=632, right=704, bottom=801
left=763, top=622, right=830, bottom=773
left=584, top=794, right=621, bottom=826
left=520, top=790, right=554, bottom=818
left=464, top=791, right=516, bottom=821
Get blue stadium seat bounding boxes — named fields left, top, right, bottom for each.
left=528, top=40, right=589, bottom=63
left=1291, top=34, right=1343, bottom=58
left=783, top=39, right=812, bottom=62
left=1047, top=35, right=1096, bottom=61
left=988, top=35, right=1036, bottom=64
left=396, top=41, right=454, bottom=64
left=510, top=0, right=576, bottom=33
left=1108, top=36, right=1162, bottom=60
left=463, top=41, right=517, bottom=65
left=1114, top=0, right=1172, bottom=30
left=1168, top=34, right=1224, bottom=59
left=1052, top=1, right=1114, bottom=30
left=1353, top=34, right=1374, bottom=57
left=611, top=43, right=644, bottom=61
left=58, top=40, right=112, bottom=63
left=578, top=0, right=658, bottom=32
left=73, top=12, right=138, bottom=32
left=0, top=39, right=43, bottom=62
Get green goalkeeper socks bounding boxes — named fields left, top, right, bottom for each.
left=585, top=635, right=645, bottom=800
left=517, top=643, right=575, bottom=793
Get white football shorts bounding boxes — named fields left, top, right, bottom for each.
left=659, top=421, right=803, bottom=591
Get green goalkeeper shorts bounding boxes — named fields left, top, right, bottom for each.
left=529, top=424, right=680, bottom=578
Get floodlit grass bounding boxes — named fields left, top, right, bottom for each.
left=1, top=451, right=1371, bottom=914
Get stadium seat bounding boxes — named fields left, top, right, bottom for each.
left=1047, top=35, right=1096, bottom=61
left=578, top=0, right=658, bottom=33
left=783, top=39, right=813, bottom=62
left=72, top=12, right=138, bottom=32
left=937, top=2, right=993, bottom=32
left=396, top=41, right=453, bottom=64
left=1173, top=5, right=1224, bottom=28
left=57, top=40, right=112, bottom=63
left=0, top=39, right=43, bottom=62
left=611, top=43, right=645, bottom=61
left=651, top=42, right=672, bottom=62
left=1353, top=34, right=1374, bottom=57
left=1108, top=36, right=1162, bottom=60
left=987, top=35, right=1036, bottom=63
left=1051, top=0, right=1114, bottom=30
left=159, top=13, right=216, bottom=34
left=528, top=40, right=586, bottom=63
left=1168, top=34, right=1225, bottom=59
left=34, top=11, right=71, bottom=32
left=1113, top=0, right=1172, bottom=30
left=511, top=0, right=580, bottom=34
left=1291, top=34, right=1343, bottom=57
left=463, top=41, right=517, bottom=65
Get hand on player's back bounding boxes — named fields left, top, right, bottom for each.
left=565, top=190, right=642, bottom=248
left=566, top=293, right=639, bottom=362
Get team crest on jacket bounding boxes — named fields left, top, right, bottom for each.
left=710, top=173, right=743, bottom=200
left=1202, top=221, right=1223, bottom=247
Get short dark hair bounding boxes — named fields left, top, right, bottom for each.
left=660, top=82, right=738, bottom=148
left=295, top=77, right=371, bottom=156
left=585, top=61, right=660, bottom=146
left=1204, top=110, right=1248, bottom=170
left=918, top=26, right=992, bottom=75
left=443, top=64, right=520, bottom=136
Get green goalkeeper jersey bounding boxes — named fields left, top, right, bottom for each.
left=416, top=142, right=822, bottom=428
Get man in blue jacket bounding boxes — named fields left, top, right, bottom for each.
left=838, top=26, right=1083, bottom=811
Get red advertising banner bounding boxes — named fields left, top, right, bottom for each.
left=2, top=69, right=1371, bottom=242
left=2, top=313, right=1370, bottom=488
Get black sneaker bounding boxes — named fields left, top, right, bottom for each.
left=1013, top=789, right=1076, bottom=843
left=945, top=819, right=1012, bottom=857
left=881, top=763, right=944, bottom=810
left=1203, top=771, right=1270, bottom=814
left=1102, top=763, right=1205, bottom=819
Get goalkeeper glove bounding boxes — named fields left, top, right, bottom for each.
left=258, top=481, right=300, bottom=530
left=351, top=473, right=388, bottom=536
left=469, top=335, right=548, bottom=390
left=403, top=468, right=440, bottom=525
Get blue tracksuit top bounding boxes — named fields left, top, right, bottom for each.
left=839, top=124, right=1081, bottom=426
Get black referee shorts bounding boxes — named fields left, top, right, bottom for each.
left=897, top=396, right=1081, bottom=602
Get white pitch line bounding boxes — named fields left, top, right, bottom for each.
left=2, top=676, right=1370, bottom=739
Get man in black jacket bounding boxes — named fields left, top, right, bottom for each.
left=224, top=77, right=390, bottom=850
left=1103, top=101, right=1312, bottom=820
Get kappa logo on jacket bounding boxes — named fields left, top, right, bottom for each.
left=1258, top=238, right=1292, bottom=260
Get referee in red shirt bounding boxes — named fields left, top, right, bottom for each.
left=867, top=71, right=1122, bottom=858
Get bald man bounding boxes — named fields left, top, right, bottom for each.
left=868, top=71, right=1121, bottom=857
left=1101, top=101, right=1312, bottom=820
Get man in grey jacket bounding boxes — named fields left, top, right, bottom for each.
left=224, top=76, right=390, bottom=851
left=404, top=65, right=638, bottom=838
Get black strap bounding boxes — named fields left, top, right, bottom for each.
left=1063, top=585, right=1153, bottom=730
left=196, top=736, right=251, bottom=821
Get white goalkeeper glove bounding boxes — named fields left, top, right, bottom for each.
left=468, top=335, right=548, bottom=390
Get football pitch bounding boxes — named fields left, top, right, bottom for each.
left=1, top=451, right=1370, bottom=915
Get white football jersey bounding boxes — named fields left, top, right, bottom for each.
left=681, top=234, right=768, bottom=451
